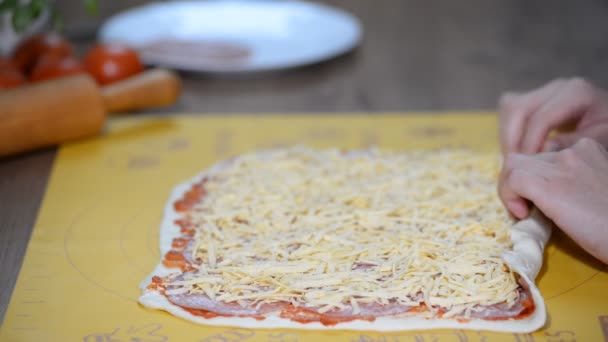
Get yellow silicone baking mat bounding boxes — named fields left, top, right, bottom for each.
left=1, top=114, right=606, bottom=342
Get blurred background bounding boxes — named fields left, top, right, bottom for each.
left=43, top=0, right=608, bottom=112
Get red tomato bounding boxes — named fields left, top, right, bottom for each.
left=12, top=32, right=73, bottom=72
left=0, top=56, right=15, bottom=68
left=30, top=55, right=85, bottom=82
left=83, top=44, right=143, bottom=85
left=0, top=66, right=26, bottom=89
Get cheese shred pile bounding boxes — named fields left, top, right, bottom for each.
left=172, top=147, right=519, bottom=318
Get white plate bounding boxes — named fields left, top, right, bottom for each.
left=99, top=0, right=362, bottom=73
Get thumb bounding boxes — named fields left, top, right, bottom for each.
left=543, top=123, right=608, bottom=152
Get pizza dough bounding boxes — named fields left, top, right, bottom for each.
left=139, top=147, right=551, bottom=332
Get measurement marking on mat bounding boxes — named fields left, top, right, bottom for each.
left=513, top=334, right=535, bottom=342
left=21, top=300, right=45, bottom=304
left=15, top=314, right=30, bottom=317
left=84, top=323, right=167, bottom=342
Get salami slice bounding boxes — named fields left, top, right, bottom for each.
left=167, top=293, right=287, bottom=316
left=321, top=301, right=414, bottom=318
left=467, top=289, right=532, bottom=319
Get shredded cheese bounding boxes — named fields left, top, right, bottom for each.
left=174, top=146, right=518, bottom=316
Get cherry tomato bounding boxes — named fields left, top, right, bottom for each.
left=12, top=32, right=74, bottom=72
left=83, top=44, right=143, bottom=85
left=0, top=66, right=26, bottom=89
left=30, top=54, right=85, bottom=82
left=0, top=56, right=15, bottom=68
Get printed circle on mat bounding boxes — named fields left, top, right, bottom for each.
left=64, top=200, right=164, bottom=302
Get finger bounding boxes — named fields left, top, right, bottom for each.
left=498, top=168, right=530, bottom=219
left=499, top=153, right=531, bottom=218
left=499, top=153, right=556, bottom=218
left=568, top=137, right=608, bottom=163
left=542, top=139, right=562, bottom=152
left=521, top=79, right=594, bottom=154
left=499, top=80, right=565, bottom=154
left=545, top=122, right=608, bottom=152
left=499, top=93, right=527, bottom=155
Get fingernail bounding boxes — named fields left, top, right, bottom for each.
left=543, top=140, right=561, bottom=152
left=508, top=200, right=529, bottom=219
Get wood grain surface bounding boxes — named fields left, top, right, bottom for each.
left=1, top=0, right=608, bottom=323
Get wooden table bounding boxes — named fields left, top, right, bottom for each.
left=1, top=0, right=608, bottom=323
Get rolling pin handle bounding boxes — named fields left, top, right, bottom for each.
left=0, top=75, right=105, bottom=157
left=101, top=68, right=182, bottom=114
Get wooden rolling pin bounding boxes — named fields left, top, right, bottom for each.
left=0, top=68, right=181, bottom=157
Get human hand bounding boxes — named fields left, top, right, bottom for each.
left=499, top=78, right=608, bottom=154
left=498, top=138, right=608, bottom=263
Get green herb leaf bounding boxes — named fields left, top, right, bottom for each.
left=29, top=0, right=48, bottom=17
left=0, top=0, right=18, bottom=13
left=83, top=0, right=98, bottom=15
left=3, top=0, right=96, bottom=32
left=51, top=9, right=64, bottom=32
left=12, top=5, right=35, bottom=32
